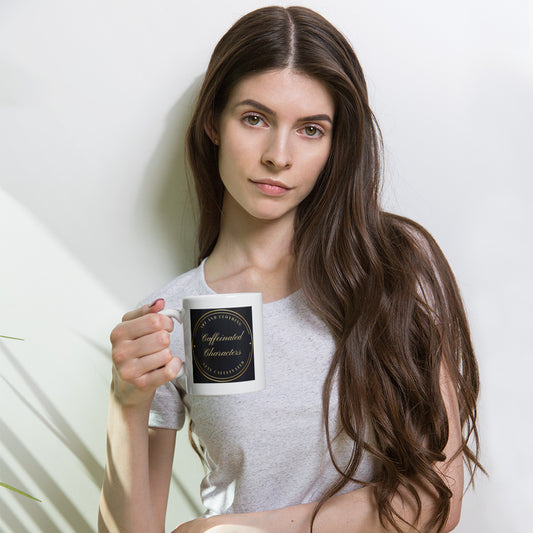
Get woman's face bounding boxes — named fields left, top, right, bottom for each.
left=213, top=68, right=335, bottom=226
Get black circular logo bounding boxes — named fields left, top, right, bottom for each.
left=190, top=306, right=255, bottom=383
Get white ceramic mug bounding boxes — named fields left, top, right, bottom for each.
left=160, top=293, right=264, bottom=395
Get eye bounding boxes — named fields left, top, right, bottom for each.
left=300, top=125, right=325, bottom=138
left=243, top=114, right=265, bottom=127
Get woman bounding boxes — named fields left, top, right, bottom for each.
left=98, top=6, right=483, bottom=533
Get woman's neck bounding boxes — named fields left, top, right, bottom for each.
left=204, top=201, right=299, bottom=302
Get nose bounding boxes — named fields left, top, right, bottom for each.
left=261, top=130, right=293, bottom=170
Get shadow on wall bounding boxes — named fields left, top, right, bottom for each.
left=1, top=332, right=203, bottom=532
left=1, top=341, right=104, bottom=488
left=136, top=77, right=208, bottom=529
left=0, top=78, right=207, bottom=530
left=1, top=341, right=95, bottom=532
left=136, top=76, right=206, bottom=275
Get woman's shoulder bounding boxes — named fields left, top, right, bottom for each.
left=137, top=262, right=206, bottom=308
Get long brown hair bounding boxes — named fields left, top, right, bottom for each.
left=185, top=6, right=483, bottom=531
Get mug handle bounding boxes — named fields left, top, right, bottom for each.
left=159, top=308, right=185, bottom=378
left=159, top=308, right=184, bottom=323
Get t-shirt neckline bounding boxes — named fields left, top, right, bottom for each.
left=198, top=257, right=303, bottom=307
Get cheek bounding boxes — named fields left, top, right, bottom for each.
left=304, top=144, right=331, bottom=179
left=218, top=142, right=248, bottom=182
left=218, top=126, right=256, bottom=178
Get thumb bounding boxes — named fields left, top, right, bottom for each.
left=167, top=356, right=184, bottom=381
left=148, top=298, right=166, bottom=313
left=121, top=298, right=166, bottom=322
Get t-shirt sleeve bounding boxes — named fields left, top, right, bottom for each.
left=148, top=379, right=186, bottom=430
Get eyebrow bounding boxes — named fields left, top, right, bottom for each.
left=234, top=99, right=333, bottom=124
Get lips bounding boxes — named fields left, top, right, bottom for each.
left=250, top=178, right=291, bottom=197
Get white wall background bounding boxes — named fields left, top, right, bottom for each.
left=1, top=0, right=531, bottom=531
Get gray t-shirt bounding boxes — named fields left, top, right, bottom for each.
left=144, top=261, right=374, bottom=515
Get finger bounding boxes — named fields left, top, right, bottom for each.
left=121, top=298, right=165, bottom=322
left=111, top=312, right=174, bottom=344
left=112, top=329, right=173, bottom=369
left=117, top=349, right=179, bottom=381
left=134, top=357, right=183, bottom=390
left=131, top=329, right=173, bottom=358
left=137, top=351, right=183, bottom=378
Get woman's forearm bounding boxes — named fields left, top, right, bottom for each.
left=98, top=390, right=159, bottom=533
left=187, top=480, right=460, bottom=533
left=99, top=299, right=179, bottom=532
left=267, top=482, right=460, bottom=533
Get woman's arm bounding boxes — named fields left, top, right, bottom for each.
left=149, top=427, right=178, bottom=528
left=98, top=300, right=181, bottom=533
left=174, top=363, right=463, bottom=533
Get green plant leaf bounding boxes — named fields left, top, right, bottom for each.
left=0, top=482, right=41, bottom=502
left=0, top=334, right=24, bottom=341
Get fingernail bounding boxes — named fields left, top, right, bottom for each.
left=149, top=298, right=164, bottom=308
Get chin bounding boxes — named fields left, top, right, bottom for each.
left=247, top=207, right=295, bottom=222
